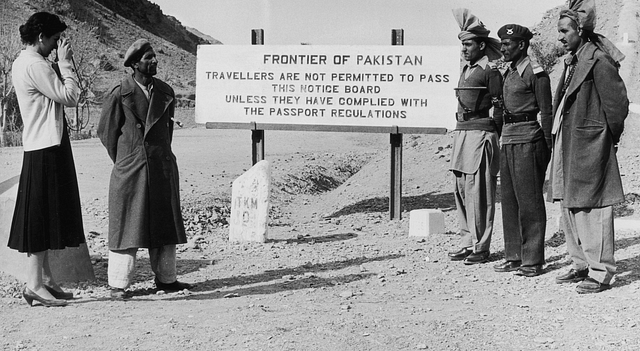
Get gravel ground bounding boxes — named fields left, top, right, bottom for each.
left=1, top=1, right=639, bottom=349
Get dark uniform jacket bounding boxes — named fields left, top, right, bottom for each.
left=548, top=42, right=628, bottom=208
left=98, top=75, right=186, bottom=249
left=502, top=56, right=552, bottom=146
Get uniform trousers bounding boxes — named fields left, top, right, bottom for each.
left=108, top=245, right=177, bottom=289
left=453, top=146, right=497, bottom=253
left=500, top=139, right=549, bottom=266
left=561, top=205, right=616, bottom=284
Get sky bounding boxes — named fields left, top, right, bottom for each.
left=150, top=0, right=566, bottom=46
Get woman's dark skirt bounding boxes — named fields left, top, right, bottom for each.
left=7, top=128, right=86, bottom=253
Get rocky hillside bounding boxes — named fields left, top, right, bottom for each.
left=5, top=0, right=222, bottom=102
left=93, top=0, right=216, bottom=53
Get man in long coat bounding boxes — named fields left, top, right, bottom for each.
left=98, top=39, right=191, bottom=299
left=550, top=0, right=628, bottom=294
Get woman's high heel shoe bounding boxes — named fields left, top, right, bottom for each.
left=45, top=285, right=74, bottom=300
left=22, top=287, right=68, bottom=307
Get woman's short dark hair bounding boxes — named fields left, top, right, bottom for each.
left=19, top=12, right=68, bottom=45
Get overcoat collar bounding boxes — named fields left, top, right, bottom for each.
left=563, top=42, right=597, bottom=99
left=120, top=75, right=173, bottom=136
left=146, top=77, right=173, bottom=132
left=120, top=75, right=148, bottom=125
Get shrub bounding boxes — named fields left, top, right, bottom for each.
left=530, top=40, right=565, bottom=74
left=1, top=131, right=22, bottom=147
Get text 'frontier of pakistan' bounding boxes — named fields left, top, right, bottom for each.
left=259, top=54, right=423, bottom=65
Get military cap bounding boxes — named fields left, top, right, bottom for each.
left=123, top=39, right=153, bottom=67
left=498, top=24, right=533, bottom=41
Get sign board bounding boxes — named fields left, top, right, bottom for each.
left=195, top=45, right=459, bottom=131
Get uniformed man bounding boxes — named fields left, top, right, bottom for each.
left=493, top=24, right=552, bottom=277
left=448, top=9, right=503, bottom=265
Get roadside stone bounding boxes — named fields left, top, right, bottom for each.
left=409, top=209, right=445, bottom=237
left=229, top=160, right=270, bottom=243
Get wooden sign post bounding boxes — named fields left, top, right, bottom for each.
left=251, top=29, right=265, bottom=165
left=390, top=29, right=403, bottom=220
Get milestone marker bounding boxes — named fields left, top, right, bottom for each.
left=229, top=160, right=271, bottom=242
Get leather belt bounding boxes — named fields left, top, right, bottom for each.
left=504, top=112, right=538, bottom=124
left=456, top=111, right=489, bottom=122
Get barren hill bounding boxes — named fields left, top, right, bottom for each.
left=3, top=0, right=222, bottom=101
left=93, top=0, right=211, bottom=54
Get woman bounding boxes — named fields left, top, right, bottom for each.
left=8, top=12, right=83, bottom=307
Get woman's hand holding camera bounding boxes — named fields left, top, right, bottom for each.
left=57, top=37, right=74, bottom=61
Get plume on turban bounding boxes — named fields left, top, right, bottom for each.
left=560, top=0, right=625, bottom=63
left=452, top=8, right=502, bottom=61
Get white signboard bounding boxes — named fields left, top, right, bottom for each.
left=195, top=45, right=459, bottom=130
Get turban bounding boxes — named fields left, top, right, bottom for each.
left=560, top=0, right=596, bottom=32
left=560, top=0, right=625, bottom=63
left=498, top=24, right=534, bottom=41
left=452, top=8, right=502, bottom=61
left=124, top=39, right=153, bottom=67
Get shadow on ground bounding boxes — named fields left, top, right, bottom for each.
left=88, top=253, right=404, bottom=301
left=268, top=232, right=357, bottom=244
left=325, top=192, right=456, bottom=218
left=167, top=253, right=404, bottom=301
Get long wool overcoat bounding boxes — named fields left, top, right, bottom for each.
left=549, top=42, right=628, bottom=208
left=98, top=75, right=186, bottom=250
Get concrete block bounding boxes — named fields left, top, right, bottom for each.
left=409, top=209, right=445, bottom=237
left=615, top=218, right=640, bottom=231
left=0, top=175, right=95, bottom=283
left=229, top=160, right=270, bottom=243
